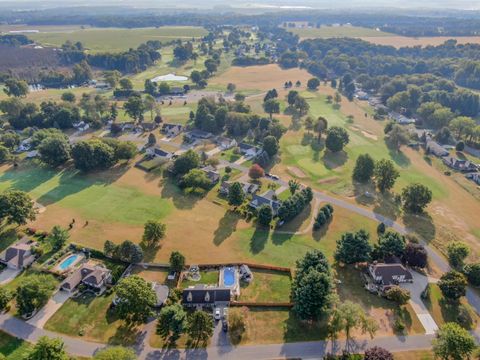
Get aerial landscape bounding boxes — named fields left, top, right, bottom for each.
left=0, top=0, right=480, bottom=359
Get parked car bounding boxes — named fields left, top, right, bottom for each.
left=223, top=307, right=228, bottom=319
left=214, top=307, right=221, bottom=320
left=222, top=319, right=228, bottom=332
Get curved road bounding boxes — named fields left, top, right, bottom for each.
left=1, top=159, right=479, bottom=359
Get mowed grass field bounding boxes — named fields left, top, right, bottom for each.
left=288, top=25, right=393, bottom=38
left=24, top=26, right=208, bottom=53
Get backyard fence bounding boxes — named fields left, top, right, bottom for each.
left=231, top=301, right=294, bottom=308
left=193, top=262, right=292, bottom=275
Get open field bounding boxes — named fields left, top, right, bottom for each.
left=360, top=36, right=480, bottom=48
left=288, top=25, right=393, bottom=38
left=21, top=26, right=208, bottom=53
left=0, top=86, right=97, bottom=104
left=44, top=292, right=139, bottom=345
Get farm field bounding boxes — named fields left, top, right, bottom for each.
left=23, top=26, right=208, bottom=53
left=288, top=25, right=393, bottom=38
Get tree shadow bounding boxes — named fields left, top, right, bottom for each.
left=160, top=178, right=202, bottom=210
left=373, top=192, right=401, bottom=221
left=213, top=210, right=240, bottom=246
left=386, top=143, right=411, bottom=168
left=322, top=150, right=348, bottom=170
left=249, top=226, right=269, bottom=254
left=108, top=322, right=142, bottom=346
left=0, top=227, right=19, bottom=252
left=439, top=300, right=475, bottom=330
left=402, top=213, right=436, bottom=243
left=283, top=308, right=329, bottom=343
left=0, top=162, right=57, bottom=193
left=141, top=242, right=162, bottom=263
left=312, top=219, right=331, bottom=242
left=352, top=182, right=376, bottom=207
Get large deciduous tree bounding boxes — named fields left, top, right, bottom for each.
left=438, top=271, right=467, bottom=302
left=325, top=126, right=349, bottom=152
left=257, top=205, right=273, bottom=227
left=364, top=346, right=393, bottom=360
left=173, top=149, right=200, bottom=176
left=433, top=322, right=476, bottom=360
left=156, top=303, right=187, bottom=342
left=352, top=154, right=375, bottom=183
left=374, top=159, right=399, bottom=193
left=16, top=274, right=57, bottom=316
left=187, top=311, right=214, bottom=345
left=228, top=182, right=245, bottom=207
left=47, top=225, right=69, bottom=251
left=115, top=275, right=156, bottom=324
left=262, top=135, right=279, bottom=157
left=334, top=229, right=372, bottom=264
left=447, top=242, right=470, bottom=269
left=169, top=251, right=186, bottom=272
left=26, top=336, right=68, bottom=360
left=38, top=136, right=71, bottom=167
left=142, top=220, right=166, bottom=246
left=0, top=190, right=36, bottom=225
left=404, top=242, right=428, bottom=268
left=373, top=231, right=406, bottom=260
left=401, top=183, right=432, bottom=214
left=93, top=346, right=136, bottom=360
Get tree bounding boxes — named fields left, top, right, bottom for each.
left=374, top=159, right=399, bottom=193
left=288, top=179, right=301, bottom=195
left=0, top=145, right=9, bottom=163
left=248, top=164, right=264, bottom=180
left=114, top=141, right=137, bottom=161
left=404, top=243, right=428, bottom=268
left=38, top=136, right=71, bottom=167
left=328, top=301, right=378, bottom=345
left=325, top=126, right=349, bottom=152
left=385, top=286, right=411, bottom=304
left=227, top=83, right=236, bottom=93
left=143, top=94, right=157, bottom=121
left=16, top=274, right=57, bottom=316
left=374, top=231, right=406, bottom=260
left=334, top=230, right=372, bottom=264
left=119, top=78, right=133, bottom=90
left=352, top=154, right=375, bottom=183
left=26, top=336, right=68, bottom=360
left=287, top=90, right=299, bottom=106
left=182, top=169, right=211, bottom=190
left=3, top=78, right=29, bottom=97
left=71, top=140, right=115, bottom=172
left=144, top=80, right=157, bottom=96
left=228, top=182, right=245, bottom=207
left=377, top=222, right=386, bottom=235
left=401, top=183, right=432, bottom=214
left=114, top=275, right=156, bottom=323
left=116, top=240, right=144, bottom=263
left=433, top=322, right=476, bottom=360
left=447, top=242, right=470, bottom=269
left=307, top=78, right=320, bottom=90
left=124, top=95, right=145, bottom=122
left=169, top=251, right=185, bottom=272
left=364, top=346, right=394, bottom=360
left=158, top=82, right=171, bottom=96
left=0, top=287, right=12, bottom=311
left=257, top=205, right=273, bottom=227
left=263, top=99, right=280, bottom=119
left=173, top=149, right=200, bottom=175
left=0, top=190, right=36, bottom=225
left=187, top=310, right=214, bottom=345
left=456, top=141, right=465, bottom=151
left=142, top=220, right=166, bottom=246
left=104, top=70, right=121, bottom=89
left=262, top=135, right=279, bottom=157
left=464, top=263, right=480, bottom=286
left=47, top=225, right=69, bottom=251
left=93, top=346, right=136, bottom=360
left=292, top=250, right=333, bottom=320
left=156, top=304, right=187, bottom=342
left=438, top=271, right=467, bottom=302
left=61, top=92, right=76, bottom=103
left=387, top=124, right=409, bottom=149
left=314, top=116, right=328, bottom=140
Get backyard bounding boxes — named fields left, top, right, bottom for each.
left=239, top=269, right=291, bottom=303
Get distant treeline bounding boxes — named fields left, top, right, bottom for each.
left=0, top=34, right=33, bottom=46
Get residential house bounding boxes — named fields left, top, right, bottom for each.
left=443, top=156, right=477, bottom=172
left=121, top=122, right=135, bottom=132
left=249, top=190, right=282, bottom=215
left=182, top=285, right=231, bottom=308
left=162, top=123, right=184, bottom=137
left=466, top=172, right=480, bottom=185
left=139, top=122, right=158, bottom=132
left=201, top=165, right=220, bottom=185
left=219, top=181, right=259, bottom=196
left=60, top=262, right=112, bottom=293
left=238, top=143, right=262, bottom=158
left=17, top=138, right=32, bottom=152
left=73, top=121, right=90, bottom=132
left=354, top=90, right=369, bottom=101
left=185, top=129, right=213, bottom=142
left=0, top=238, right=37, bottom=270
left=426, top=140, right=449, bottom=157
left=146, top=147, right=173, bottom=159
left=367, top=263, right=413, bottom=292
left=217, top=136, right=237, bottom=150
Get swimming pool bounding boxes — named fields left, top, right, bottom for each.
left=223, top=267, right=235, bottom=287
left=59, top=254, right=79, bottom=271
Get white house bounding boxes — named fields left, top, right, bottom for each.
left=238, top=143, right=261, bottom=158
left=146, top=147, right=173, bottom=159
left=217, top=136, right=237, bottom=150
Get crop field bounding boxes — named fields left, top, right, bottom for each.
left=23, top=26, right=208, bottom=53
left=288, top=25, right=393, bottom=39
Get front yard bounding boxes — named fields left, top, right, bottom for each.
left=44, top=291, right=139, bottom=345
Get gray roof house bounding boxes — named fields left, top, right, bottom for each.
left=217, top=136, right=237, bottom=150
left=200, top=166, right=220, bottom=185
left=162, top=123, right=184, bottom=137
left=249, top=190, right=282, bottom=215
left=466, top=172, right=480, bottom=185
left=238, top=143, right=262, bottom=158
left=182, top=285, right=231, bottom=308
left=146, top=147, right=173, bottom=159
left=368, top=263, right=413, bottom=292
left=0, top=238, right=37, bottom=270
left=426, top=140, right=449, bottom=157
left=443, top=156, right=477, bottom=172
left=61, top=263, right=111, bottom=293
left=219, top=181, right=259, bottom=196
left=185, top=129, right=213, bottom=142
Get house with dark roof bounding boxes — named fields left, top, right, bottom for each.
left=249, top=190, right=282, bottom=215
left=238, top=143, right=262, bottom=158
left=200, top=165, right=220, bottom=185
left=138, top=122, right=158, bottom=132
left=367, top=263, right=413, bottom=292
left=443, top=156, right=477, bottom=172
left=0, top=238, right=37, bottom=270
left=426, top=140, right=449, bottom=157
left=146, top=147, right=173, bottom=159
left=185, top=129, right=213, bottom=142
left=162, top=123, right=184, bottom=137
left=182, top=285, right=231, bottom=308
left=61, top=262, right=111, bottom=293
left=219, top=181, right=259, bottom=196
left=466, top=172, right=480, bottom=185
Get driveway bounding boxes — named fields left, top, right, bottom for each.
left=27, top=290, right=72, bottom=329
left=0, top=268, right=21, bottom=285
left=400, top=270, right=439, bottom=335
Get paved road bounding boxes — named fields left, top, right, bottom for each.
left=0, top=268, right=21, bottom=285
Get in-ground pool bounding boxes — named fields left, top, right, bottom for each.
left=223, top=267, right=235, bottom=287
left=58, top=254, right=79, bottom=271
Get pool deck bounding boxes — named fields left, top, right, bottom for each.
left=53, top=252, right=85, bottom=274
left=219, top=266, right=240, bottom=296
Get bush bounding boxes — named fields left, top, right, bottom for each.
left=385, top=286, right=411, bottom=304
left=377, top=222, right=386, bottom=235
left=313, top=203, right=333, bottom=229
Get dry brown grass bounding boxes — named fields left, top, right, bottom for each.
left=361, top=36, right=480, bottom=48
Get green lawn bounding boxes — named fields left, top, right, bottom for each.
left=182, top=270, right=219, bottom=288
left=0, top=164, right=173, bottom=226
left=288, top=25, right=393, bottom=39
left=44, top=292, right=139, bottom=345
left=0, top=331, right=32, bottom=360
left=29, top=26, right=207, bottom=53
left=239, top=269, right=291, bottom=303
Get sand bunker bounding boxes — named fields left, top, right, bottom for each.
left=152, top=73, right=188, bottom=82
left=287, top=166, right=307, bottom=178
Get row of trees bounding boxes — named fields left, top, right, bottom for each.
left=277, top=187, right=313, bottom=223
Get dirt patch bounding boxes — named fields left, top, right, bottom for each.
left=360, top=36, right=480, bottom=48
left=350, top=125, right=378, bottom=140
left=317, top=177, right=340, bottom=184
left=287, top=166, right=307, bottom=178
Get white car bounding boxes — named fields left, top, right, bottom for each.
left=222, top=307, right=229, bottom=319
left=214, top=307, right=221, bottom=320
